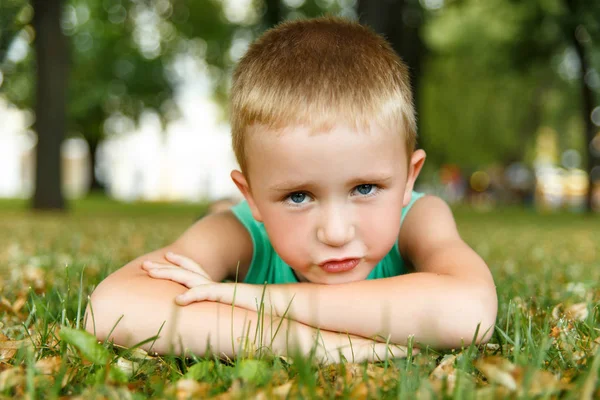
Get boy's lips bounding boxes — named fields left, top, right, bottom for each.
left=318, top=258, right=361, bottom=273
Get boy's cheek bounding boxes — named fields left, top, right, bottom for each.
left=265, top=219, right=311, bottom=264
left=359, top=210, right=402, bottom=256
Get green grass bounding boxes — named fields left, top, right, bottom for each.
left=0, top=196, right=599, bottom=398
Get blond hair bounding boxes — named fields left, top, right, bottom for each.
left=230, top=16, right=416, bottom=174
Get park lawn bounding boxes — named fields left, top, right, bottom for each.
left=0, top=197, right=599, bottom=398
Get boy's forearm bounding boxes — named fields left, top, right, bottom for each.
left=85, top=276, right=406, bottom=362
left=229, top=274, right=497, bottom=348
left=285, top=273, right=497, bottom=348
left=86, top=275, right=301, bottom=358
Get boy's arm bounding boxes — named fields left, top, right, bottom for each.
left=86, top=260, right=409, bottom=362
left=85, top=211, right=409, bottom=362
left=181, top=196, right=497, bottom=349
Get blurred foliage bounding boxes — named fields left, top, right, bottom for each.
left=420, top=0, right=600, bottom=174
left=0, top=0, right=599, bottom=179
left=0, top=0, right=342, bottom=179
left=0, top=0, right=238, bottom=187
left=0, top=0, right=28, bottom=62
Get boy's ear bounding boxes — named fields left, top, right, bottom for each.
left=403, top=149, right=427, bottom=207
left=230, top=170, right=263, bottom=222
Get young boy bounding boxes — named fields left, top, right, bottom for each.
left=85, top=17, right=497, bottom=363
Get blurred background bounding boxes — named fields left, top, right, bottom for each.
left=1, top=0, right=600, bottom=213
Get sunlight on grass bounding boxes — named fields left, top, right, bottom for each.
left=0, top=198, right=599, bottom=398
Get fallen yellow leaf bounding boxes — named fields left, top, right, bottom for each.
left=0, top=366, right=24, bottom=391
left=0, top=335, right=33, bottom=362
left=565, top=303, right=588, bottom=321
left=35, top=356, right=62, bottom=375
left=475, top=356, right=565, bottom=396
left=430, top=354, right=457, bottom=393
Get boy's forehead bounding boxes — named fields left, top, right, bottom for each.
left=245, top=121, right=403, bottom=141
left=243, top=122, right=408, bottom=177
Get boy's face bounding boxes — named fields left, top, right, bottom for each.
left=232, top=123, right=425, bottom=285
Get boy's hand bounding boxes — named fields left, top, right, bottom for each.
left=141, top=252, right=213, bottom=288
left=142, top=252, right=253, bottom=308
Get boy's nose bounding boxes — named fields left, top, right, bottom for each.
left=316, top=207, right=355, bottom=247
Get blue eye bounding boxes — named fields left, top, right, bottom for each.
left=289, top=192, right=307, bottom=204
left=355, top=184, right=374, bottom=195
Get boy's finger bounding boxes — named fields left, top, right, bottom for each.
left=165, top=252, right=210, bottom=277
left=146, top=268, right=206, bottom=288
left=175, top=287, right=211, bottom=305
left=141, top=260, right=163, bottom=269
left=178, top=285, right=232, bottom=305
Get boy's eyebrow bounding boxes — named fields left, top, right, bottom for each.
left=269, top=175, right=394, bottom=192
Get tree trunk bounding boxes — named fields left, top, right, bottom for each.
left=32, top=0, right=68, bottom=210
left=357, top=0, right=425, bottom=147
left=263, top=0, right=283, bottom=29
left=88, top=136, right=104, bottom=192
left=571, top=35, right=597, bottom=213
left=564, top=0, right=597, bottom=213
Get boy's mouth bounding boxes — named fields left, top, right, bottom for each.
left=318, top=258, right=361, bottom=273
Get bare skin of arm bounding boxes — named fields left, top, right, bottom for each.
left=85, top=211, right=409, bottom=362
left=165, top=196, right=498, bottom=349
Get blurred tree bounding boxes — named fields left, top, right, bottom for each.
left=67, top=0, right=235, bottom=190
left=263, top=0, right=283, bottom=28
left=0, top=0, right=27, bottom=62
left=421, top=0, right=600, bottom=211
left=0, top=1, right=33, bottom=107
left=561, top=0, right=600, bottom=212
left=1, top=0, right=236, bottom=196
left=357, top=0, right=426, bottom=144
left=31, top=0, right=68, bottom=210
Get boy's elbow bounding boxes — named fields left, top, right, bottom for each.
left=442, top=285, right=498, bottom=348
left=467, top=300, right=497, bottom=346
left=84, top=281, right=127, bottom=344
left=84, top=285, right=111, bottom=340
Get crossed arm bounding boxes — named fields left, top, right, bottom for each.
left=84, top=214, right=413, bottom=363
left=86, top=195, right=496, bottom=361
left=85, top=267, right=407, bottom=363
left=140, top=196, right=497, bottom=351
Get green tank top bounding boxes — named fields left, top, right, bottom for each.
left=231, top=191, right=425, bottom=284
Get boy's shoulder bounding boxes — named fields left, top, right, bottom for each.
left=398, top=195, right=461, bottom=266
left=172, top=209, right=254, bottom=281
left=399, top=194, right=494, bottom=287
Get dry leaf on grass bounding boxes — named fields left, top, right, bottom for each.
left=322, top=362, right=399, bottom=398
left=60, top=367, right=77, bottom=389
left=0, top=366, right=24, bottom=391
left=115, top=357, right=140, bottom=378
left=474, top=385, right=512, bottom=399
left=475, top=356, right=566, bottom=396
left=0, top=334, right=33, bottom=362
left=112, top=344, right=157, bottom=361
left=165, top=378, right=212, bottom=400
left=35, top=356, right=62, bottom=375
left=0, top=296, right=27, bottom=317
left=565, top=303, right=589, bottom=321
left=429, top=354, right=457, bottom=392
left=485, top=343, right=500, bottom=351
left=254, top=381, right=294, bottom=400
left=73, top=386, right=135, bottom=400
left=552, top=302, right=589, bottom=321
